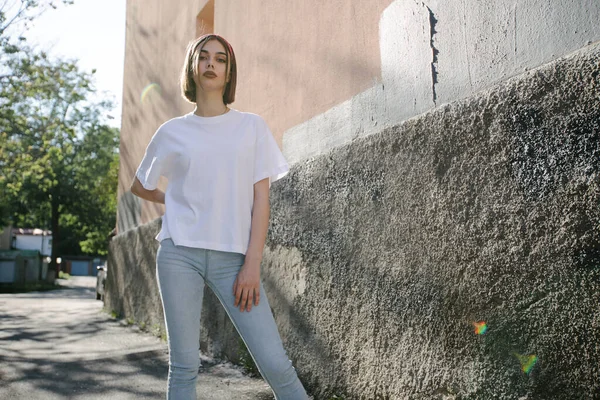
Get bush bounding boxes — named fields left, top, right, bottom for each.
left=58, top=271, right=71, bottom=279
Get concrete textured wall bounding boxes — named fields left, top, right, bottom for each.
left=263, top=43, right=600, bottom=398
left=105, top=219, right=162, bottom=331
left=284, top=0, right=600, bottom=165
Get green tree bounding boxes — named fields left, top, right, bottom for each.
left=0, top=0, right=119, bottom=275
left=69, top=121, right=120, bottom=256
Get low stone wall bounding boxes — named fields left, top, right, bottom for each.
left=265, top=43, right=599, bottom=399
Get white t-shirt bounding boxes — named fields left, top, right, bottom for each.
left=135, top=109, right=290, bottom=255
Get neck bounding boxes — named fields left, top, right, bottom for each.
left=194, top=90, right=229, bottom=117
left=194, top=103, right=229, bottom=117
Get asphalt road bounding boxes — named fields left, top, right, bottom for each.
left=0, top=276, right=274, bottom=400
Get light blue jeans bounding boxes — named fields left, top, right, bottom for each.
left=156, top=238, right=309, bottom=400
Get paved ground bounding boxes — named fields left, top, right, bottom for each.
left=0, top=276, right=274, bottom=399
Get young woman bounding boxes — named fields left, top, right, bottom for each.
left=131, top=34, right=309, bottom=400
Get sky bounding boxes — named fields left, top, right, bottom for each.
left=23, top=0, right=127, bottom=128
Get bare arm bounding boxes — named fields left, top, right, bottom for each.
left=246, top=177, right=270, bottom=263
left=233, top=177, right=270, bottom=312
left=130, top=176, right=165, bottom=204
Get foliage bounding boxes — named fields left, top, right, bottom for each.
left=237, top=337, right=259, bottom=376
left=58, top=270, right=70, bottom=279
left=73, top=125, right=120, bottom=255
left=0, top=0, right=119, bottom=260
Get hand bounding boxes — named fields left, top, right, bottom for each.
left=233, top=260, right=261, bottom=312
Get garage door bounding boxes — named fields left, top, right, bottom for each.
left=0, top=261, right=16, bottom=282
left=70, top=261, right=89, bottom=276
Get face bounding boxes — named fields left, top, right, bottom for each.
left=195, top=39, right=229, bottom=92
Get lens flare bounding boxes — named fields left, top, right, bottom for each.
left=473, top=321, right=488, bottom=335
left=140, top=83, right=161, bottom=103
left=513, top=352, right=538, bottom=374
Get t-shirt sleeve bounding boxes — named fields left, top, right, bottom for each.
left=253, top=116, right=290, bottom=188
left=135, top=129, right=166, bottom=190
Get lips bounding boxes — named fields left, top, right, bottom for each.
left=203, top=72, right=217, bottom=78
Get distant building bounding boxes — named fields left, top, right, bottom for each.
left=62, top=256, right=103, bottom=277
left=0, top=226, right=51, bottom=284
left=0, top=249, right=43, bottom=284
left=12, top=228, right=52, bottom=257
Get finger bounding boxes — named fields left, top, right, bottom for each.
left=240, top=289, right=249, bottom=312
left=247, top=287, right=259, bottom=311
left=234, top=286, right=243, bottom=307
left=233, top=278, right=238, bottom=297
left=254, top=287, right=260, bottom=306
left=237, top=288, right=244, bottom=310
left=246, top=301, right=252, bottom=312
left=242, top=289, right=250, bottom=312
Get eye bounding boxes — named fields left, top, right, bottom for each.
left=198, top=55, right=206, bottom=60
left=218, top=59, right=226, bottom=63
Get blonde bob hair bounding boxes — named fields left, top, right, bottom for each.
left=180, top=34, right=237, bottom=105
